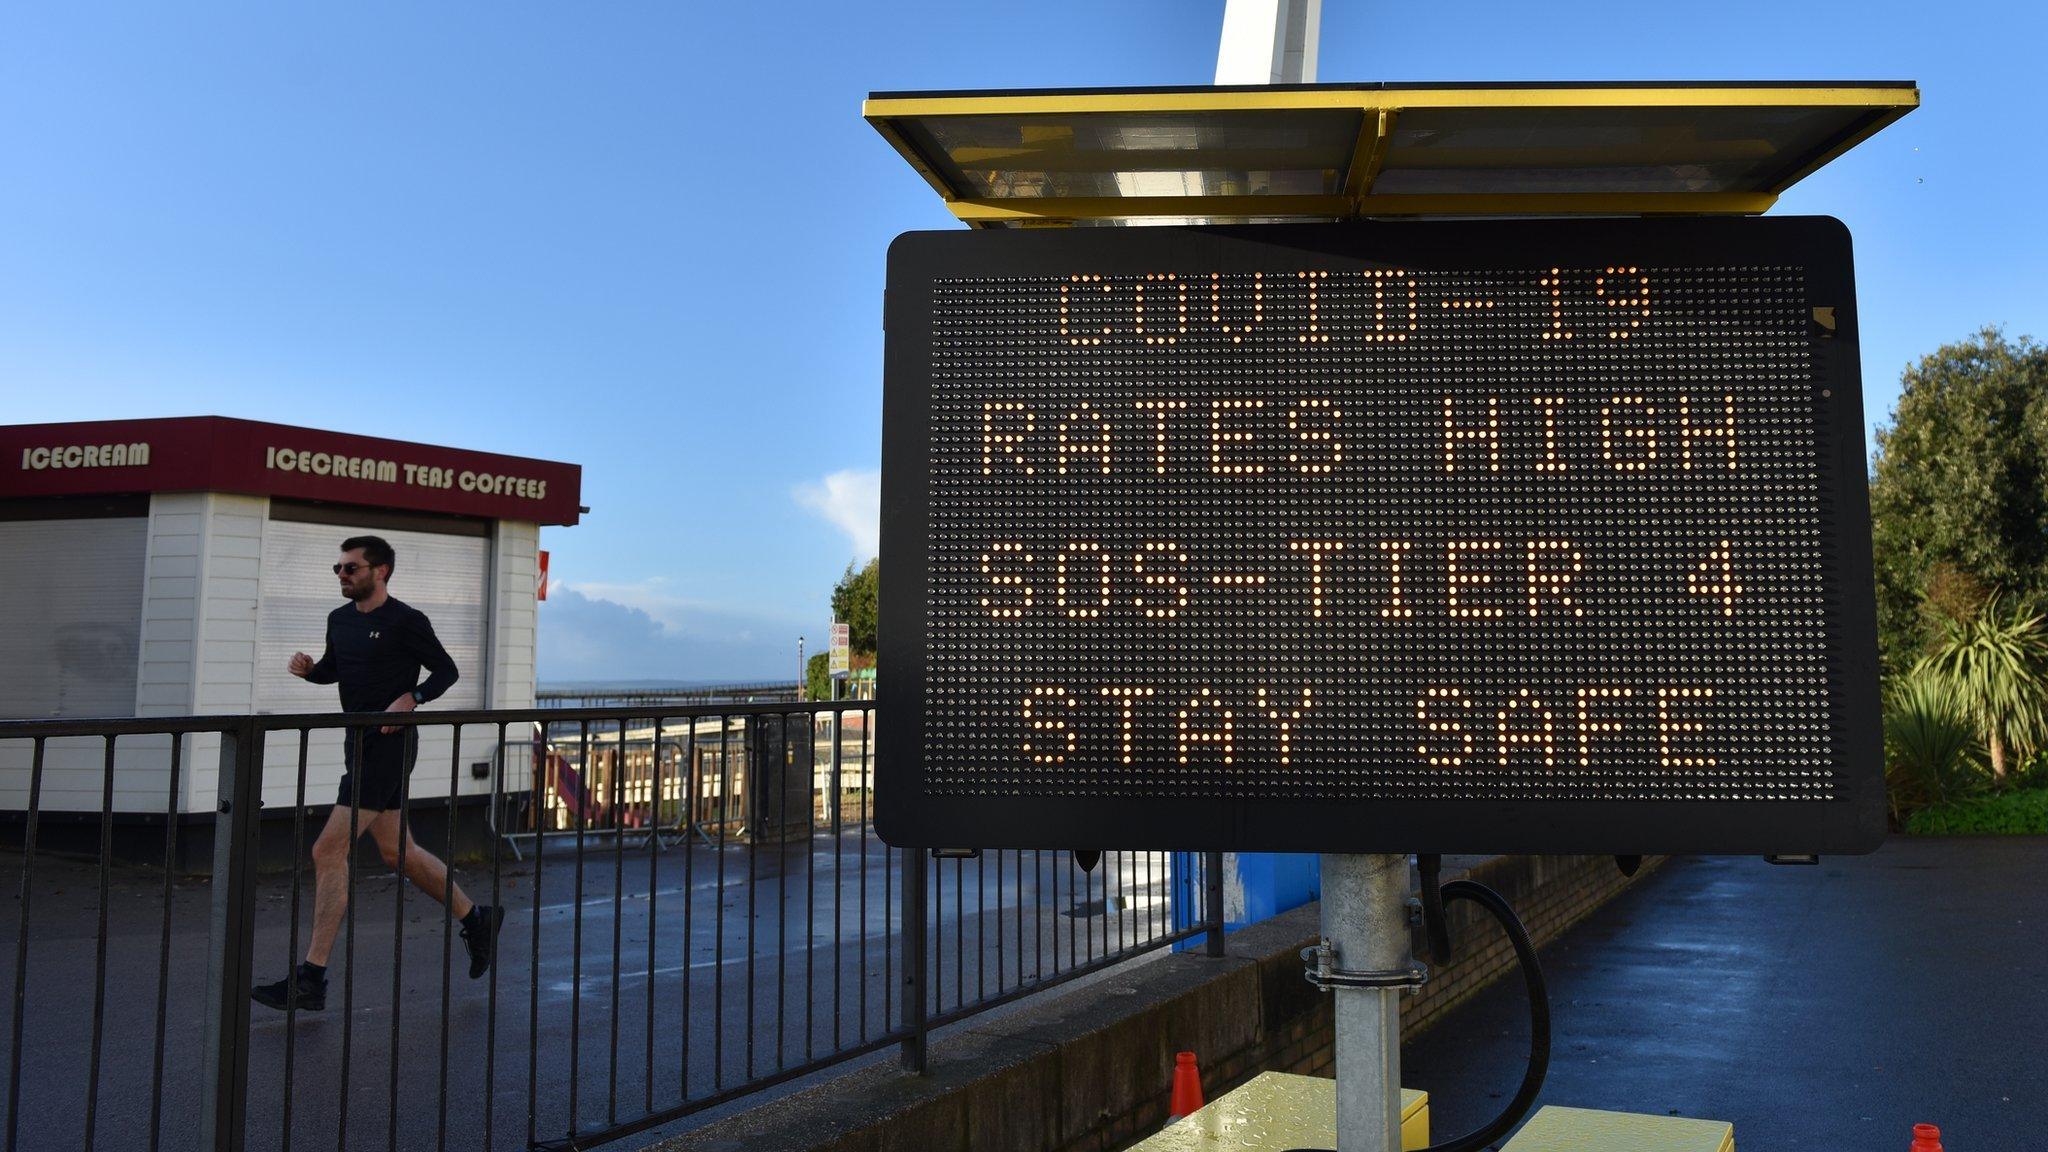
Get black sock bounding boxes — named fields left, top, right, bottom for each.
left=461, top=905, right=484, bottom=930
left=298, top=961, right=326, bottom=984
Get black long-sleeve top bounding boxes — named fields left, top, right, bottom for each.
left=303, top=597, right=460, bottom=713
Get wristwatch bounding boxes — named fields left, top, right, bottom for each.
left=411, top=688, right=428, bottom=705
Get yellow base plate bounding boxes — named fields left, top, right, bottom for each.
left=1129, top=1070, right=1429, bottom=1150
left=1501, top=1105, right=1734, bottom=1152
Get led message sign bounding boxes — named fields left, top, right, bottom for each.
left=877, top=218, right=1883, bottom=854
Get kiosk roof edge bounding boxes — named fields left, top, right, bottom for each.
left=1, top=415, right=584, bottom=526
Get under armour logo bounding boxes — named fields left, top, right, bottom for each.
left=369, top=631, right=382, bottom=639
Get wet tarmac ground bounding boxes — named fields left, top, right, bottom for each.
left=6, top=834, right=2040, bottom=1151
left=1404, top=837, right=2048, bottom=1152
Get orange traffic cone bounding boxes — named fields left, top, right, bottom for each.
left=1167, top=1050, right=1205, bottom=1121
left=1910, top=1124, right=1943, bottom=1152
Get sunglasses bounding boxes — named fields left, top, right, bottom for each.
left=333, top=562, right=374, bottom=575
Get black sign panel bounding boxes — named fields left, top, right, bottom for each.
left=879, top=218, right=1882, bottom=854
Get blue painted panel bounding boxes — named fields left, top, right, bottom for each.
left=1170, top=852, right=1321, bottom=950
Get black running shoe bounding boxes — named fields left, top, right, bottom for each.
left=251, top=974, right=325, bottom=1012
left=461, top=905, right=506, bottom=978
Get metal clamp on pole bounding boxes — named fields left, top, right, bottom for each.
left=1300, top=937, right=1428, bottom=992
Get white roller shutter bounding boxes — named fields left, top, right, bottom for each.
left=0, top=518, right=146, bottom=718
left=257, top=520, right=489, bottom=713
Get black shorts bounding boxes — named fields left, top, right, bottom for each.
left=336, top=727, right=418, bottom=812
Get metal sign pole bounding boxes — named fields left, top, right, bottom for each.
left=1314, top=854, right=1418, bottom=1152
left=1221, top=8, right=1410, bottom=1141
left=1219, top=14, right=1420, bottom=1147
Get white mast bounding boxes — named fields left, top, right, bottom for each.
left=1214, top=0, right=1322, bottom=85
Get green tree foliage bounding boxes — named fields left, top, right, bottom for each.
left=1869, top=328, right=2048, bottom=671
left=806, top=651, right=830, bottom=702
left=831, top=558, right=879, bottom=655
left=1915, top=596, right=2048, bottom=778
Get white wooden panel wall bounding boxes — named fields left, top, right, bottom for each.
left=135, top=493, right=211, bottom=815
left=136, top=497, right=204, bottom=718
left=0, top=495, right=265, bottom=813
left=0, top=500, right=546, bottom=815
left=486, top=520, right=540, bottom=798
left=171, top=494, right=268, bottom=813
left=196, top=496, right=266, bottom=714
left=491, top=521, right=538, bottom=710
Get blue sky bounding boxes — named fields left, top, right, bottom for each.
left=2, top=1, right=2038, bottom=682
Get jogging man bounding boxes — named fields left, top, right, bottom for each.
left=252, top=535, right=504, bottom=1011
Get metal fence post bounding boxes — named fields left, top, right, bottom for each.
left=828, top=704, right=843, bottom=836
left=1204, top=850, right=1226, bottom=957
left=200, top=718, right=263, bottom=1152
left=899, top=847, right=928, bottom=1072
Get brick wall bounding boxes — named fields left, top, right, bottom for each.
left=1244, top=854, right=1665, bottom=1086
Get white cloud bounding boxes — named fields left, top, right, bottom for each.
left=559, top=577, right=803, bottom=636
left=565, top=577, right=695, bottom=633
left=793, top=468, right=880, bottom=560
left=538, top=585, right=797, bottom=682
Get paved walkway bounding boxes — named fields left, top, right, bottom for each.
left=1403, top=837, right=2047, bottom=1151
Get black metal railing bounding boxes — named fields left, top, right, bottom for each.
left=0, top=704, right=1224, bottom=1152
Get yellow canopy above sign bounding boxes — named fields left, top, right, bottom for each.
left=863, top=82, right=1918, bottom=226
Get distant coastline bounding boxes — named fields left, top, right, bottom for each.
left=539, top=678, right=791, bottom=693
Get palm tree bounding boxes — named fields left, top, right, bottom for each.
left=1915, top=596, right=2048, bottom=779
left=1882, top=670, right=1980, bottom=824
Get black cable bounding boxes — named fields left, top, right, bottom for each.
left=1285, top=878, right=1549, bottom=1152
left=1415, top=880, right=1550, bottom=1152
left=1418, top=854, right=1452, bottom=964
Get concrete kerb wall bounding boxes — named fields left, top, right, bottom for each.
left=654, top=853, right=1663, bottom=1152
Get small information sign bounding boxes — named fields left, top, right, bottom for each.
left=830, top=621, right=851, bottom=679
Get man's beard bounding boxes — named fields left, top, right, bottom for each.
left=342, top=581, right=370, bottom=600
